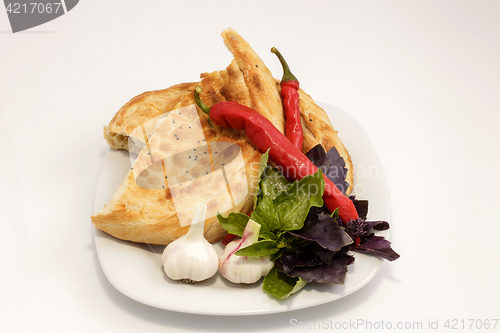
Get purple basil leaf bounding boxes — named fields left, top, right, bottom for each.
left=365, top=220, right=390, bottom=231
left=287, top=213, right=353, bottom=251
left=306, top=144, right=350, bottom=194
left=336, top=245, right=353, bottom=257
left=352, top=199, right=369, bottom=220
left=354, top=235, right=400, bottom=261
left=326, top=146, right=350, bottom=194
left=308, top=205, right=331, bottom=217
left=279, top=250, right=323, bottom=274
left=284, top=255, right=352, bottom=284
left=305, top=144, right=330, bottom=175
left=314, top=247, right=335, bottom=265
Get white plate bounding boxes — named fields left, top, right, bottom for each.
left=92, top=102, right=391, bottom=315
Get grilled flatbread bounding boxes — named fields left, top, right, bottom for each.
left=93, top=28, right=353, bottom=245
left=92, top=72, right=261, bottom=244
left=104, top=82, right=199, bottom=154
left=221, top=28, right=284, bottom=134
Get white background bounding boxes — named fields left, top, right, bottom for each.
left=1, top=1, right=499, bottom=332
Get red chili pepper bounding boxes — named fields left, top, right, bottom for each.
left=222, top=233, right=239, bottom=246
left=194, top=87, right=358, bottom=223
left=271, top=47, right=303, bottom=152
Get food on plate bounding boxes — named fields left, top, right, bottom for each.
left=92, top=28, right=354, bottom=244
left=92, top=27, right=399, bottom=300
left=162, top=203, right=218, bottom=283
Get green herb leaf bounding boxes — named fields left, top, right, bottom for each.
left=260, top=166, right=289, bottom=200
left=330, top=207, right=339, bottom=219
left=253, top=149, right=270, bottom=210
left=270, top=251, right=282, bottom=261
left=274, top=170, right=325, bottom=231
left=252, top=170, right=325, bottom=234
left=281, top=233, right=311, bottom=251
left=251, top=196, right=279, bottom=233
left=235, top=239, right=280, bottom=257
left=263, top=265, right=308, bottom=299
left=259, top=231, right=277, bottom=241
left=217, top=212, right=249, bottom=237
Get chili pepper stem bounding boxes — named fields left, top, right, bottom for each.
left=271, top=47, right=298, bottom=83
left=194, top=86, right=211, bottom=116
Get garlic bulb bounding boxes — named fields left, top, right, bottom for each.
left=162, top=203, right=218, bottom=283
left=219, top=219, right=274, bottom=284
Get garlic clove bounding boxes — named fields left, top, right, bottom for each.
left=162, top=202, right=219, bottom=283
left=219, top=219, right=274, bottom=284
